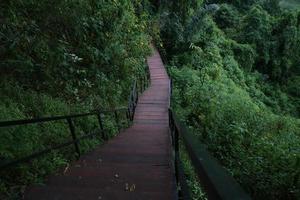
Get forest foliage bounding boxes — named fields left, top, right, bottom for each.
left=159, top=0, right=300, bottom=199
left=0, top=0, right=154, bottom=199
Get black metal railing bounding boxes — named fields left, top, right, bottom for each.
left=168, top=79, right=251, bottom=200
left=127, top=69, right=150, bottom=121
left=0, top=71, right=150, bottom=171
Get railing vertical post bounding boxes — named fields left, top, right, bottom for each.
left=67, top=118, right=80, bottom=158
left=136, top=81, right=139, bottom=103
left=97, top=113, right=107, bottom=140
left=173, top=113, right=179, bottom=183
left=144, top=75, right=146, bottom=90
left=128, top=88, right=133, bottom=121
left=126, top=109, right=131, bottom=126
left=174, top=128, right=179, bottom=153
left=140, top=77, right=143, bottom=93
left=131, top=93, right=135, bottom=121
left=114, top=111, right=120, bottom=132
left=169, top=110, right=174, bottom=147
left=174, top=124, right=179, bottom=191
left=170, top=79, right=173, bottom=95
left=169, top=79, right=172, bottom=108
left=147, top=68, right=150, bottom=86
left=128, top=105, right=133, bottom=121
left=175, top=154, right=179, bottom=191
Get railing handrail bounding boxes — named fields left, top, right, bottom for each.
left=0, top=107, right=128, bottom=128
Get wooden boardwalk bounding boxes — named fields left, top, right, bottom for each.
left=25, top=48, right=176, bottom=200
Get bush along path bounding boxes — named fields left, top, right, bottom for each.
left=24, top=47, right=176, bottom=200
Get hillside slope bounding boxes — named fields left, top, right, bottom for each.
left=159, top=0, right=300, bottom=199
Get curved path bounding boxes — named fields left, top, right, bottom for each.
left=25, top=47, right=176, bottom=200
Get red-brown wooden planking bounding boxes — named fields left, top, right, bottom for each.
left=24, top=47, right=176, bottom=200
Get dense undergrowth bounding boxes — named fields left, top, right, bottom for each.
left=0, top=0, right=155, bottom=199
left=159, top=0, right=300, bottom=199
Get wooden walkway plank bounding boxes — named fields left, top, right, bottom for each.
left=24, top=47, right=176, bottom=200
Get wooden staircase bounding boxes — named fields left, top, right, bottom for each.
left=24, top=47, right=176, bottom=200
